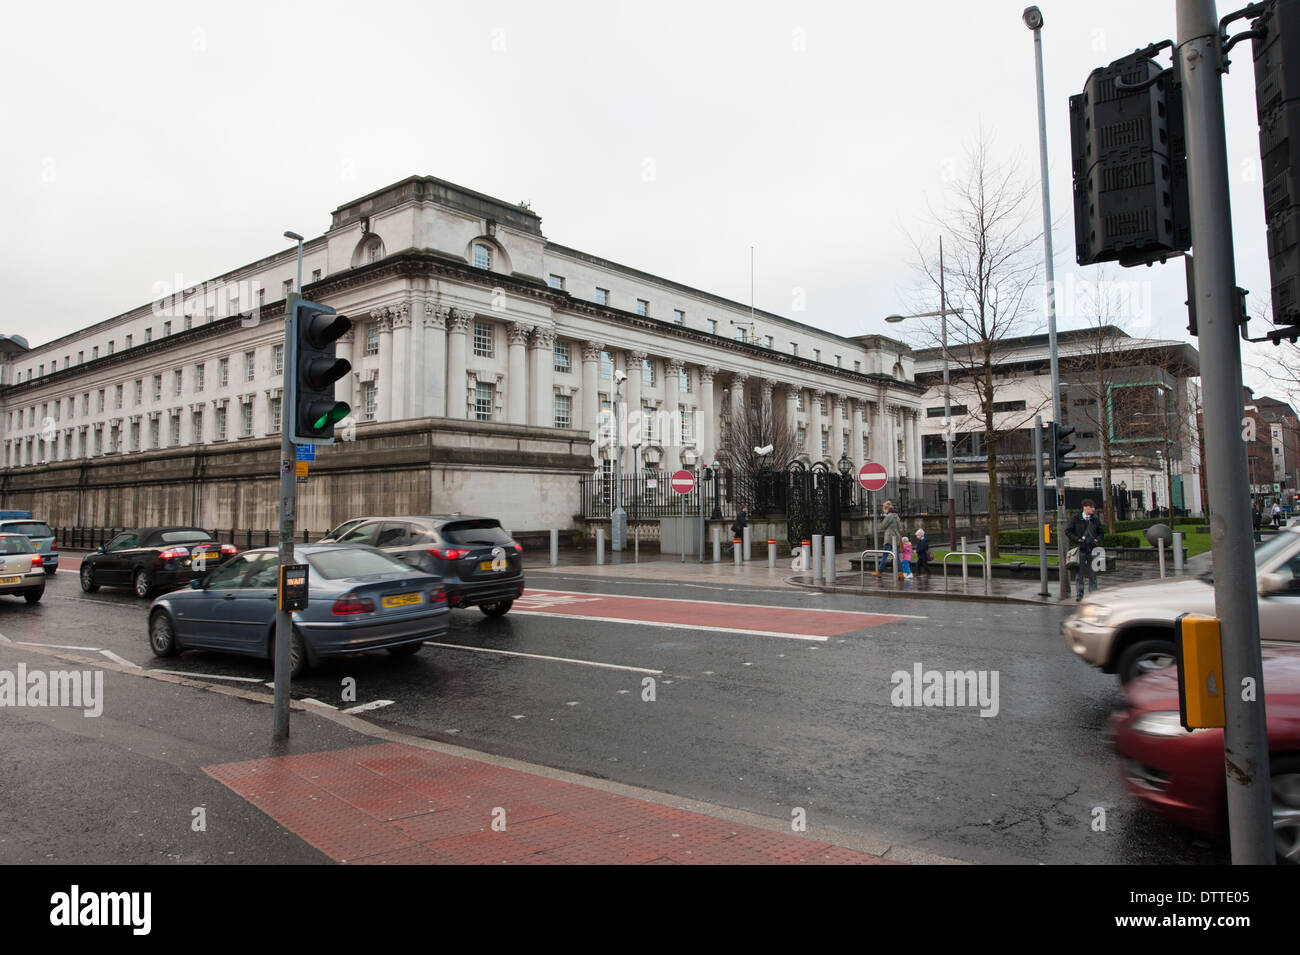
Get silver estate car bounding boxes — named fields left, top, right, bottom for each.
left=1064, top=524, right=1300, bottom=683
left=147, top=544, right=449, bottom=676
left=0, top=533, right=46, bottom=603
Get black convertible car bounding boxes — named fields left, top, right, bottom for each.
left=79, top=527, right=238, bottom=598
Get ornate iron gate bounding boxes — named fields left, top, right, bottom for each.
left=785, top=461, right=843, bottom=548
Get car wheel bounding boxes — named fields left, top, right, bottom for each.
left=149, top=610, right=180, bottom=658
left=387, top=642, right=423, bottom=657
left=24, top=589, right=43, bottom=604
left=1116, top=638, right=1176, bottom=685
left=1273, top=755, right=1300, bottom=865
left=273, top=625, right=308, bottom=678
left=79, top=564, right=99, bottom=593
left=133, top=569, right=154, bottom=600
left=479, top=599, right=513, bottom=618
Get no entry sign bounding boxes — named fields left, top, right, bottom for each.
left=858, top=461, right=888, bottom=491
left=670, top=469, right=695, bottom=494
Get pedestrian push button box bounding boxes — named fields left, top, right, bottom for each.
left=1175, top=613, right=1225, bottom=731
left=280, top=563, right=309, bottom=612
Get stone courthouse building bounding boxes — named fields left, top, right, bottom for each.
left=0, top=175, right=924, bottom=533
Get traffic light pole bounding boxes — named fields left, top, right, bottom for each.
left=274, top=294, right=300, bottom=740
left=1177, top=0, right=1272, bottom=863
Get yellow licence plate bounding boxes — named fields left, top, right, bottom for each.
left=382, top=592, right=421, bottom=609
left=480, top=560, right=503, bottom=571
left=0, top=576, right=20, bottom=586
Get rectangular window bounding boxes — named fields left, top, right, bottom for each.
left=764, top=335, right=773, bottom=348
left=184, top=314, right=192, bottom=331
left=130, top=421, right=140, bottom=451
left=790, top=343, right=798, bottom=356
left=854, top=360, right=861, bottom=373
left=554, top=341, right=571, bottom=374
left=821, top=431, right=829, bottom=457
left=642, top=358, right=655, bottom=386
left=215, top=406, right=227, bottom=441
left=134, top=380, right=142, bottom=405
left=108, top=341, right=114, bottom=355
left=241, top=402, right=253, bottom=437
left=94, top=428, right=103, bottom=456
left=245, top=351, right=256, bottom=381
left=595, top=288, right=609, bottom=306
left=707, top=319, right=718, bottom=335
left=126, top=334, right=133, bottom=348
left=673, top=309, right=685, bottom=325
left=282, top=279, right=293, bottom=297
left=680, top=366, right=690, bottom=393
left=362, top=382, right=376, bottom=421
left=196, top=364, right=205, bottom=392
left=77, top=351, right=83, bottom=364
left=473, top=322, right=494, bottom=358
left=554, top=394, right=572, bottom=429
left=548, top=274, right=566, bottom=290
left=365, top=322, right=379, bottom=356
left=813, top=349, right=821, bottom=363
left=149, top=418, right=159, bottom=449
left=218, top=358, right=229, bottom=387
left=272, top=344, right=284, bottom=375
left=270, top=396, right=282, bottom=433
left=797, top=391, right=805, bottom=412
left=642, top=404, right=655, bottom=441
left=474, top=383, right=494, bottom=421
left=636, top=299, right=649, bottom=317
left=680, top=406, right=692, bottom=443
left=169, top=415, right=180, bottom=446
left=114, top=384, right=123, bottom=409
left=991, top=400, right=1027, bottom=413
left=153, top=375, right=162, bottom=400
left=191, top=410, right=202, bottom=443
left=734, top=326, right=746, bottom=343
left=835, top=355, right=842, bottom=368
left=97, top=389, right=105, bottom=413
left=145, top=328, right=152, bottom=343
left=205, top=306, right=215, bottom=322
left=311, top=269, right=321, bottom=283
left=163, top=320, right=171, bottom=336
left=92, top=346, right=99, bottom=359
left=601, top=351, right=613, bottom=379
left=174, top=370, right=183, bottom=396
left=473, top=244, right=492, bottom=269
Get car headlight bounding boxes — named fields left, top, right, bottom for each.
left=1132, top=711, right=1193, bottom=737
left=1078, top=604, right=1113, bottom=625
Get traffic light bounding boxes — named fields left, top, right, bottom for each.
left=288, top=294, right=351, bottom=444
left=1251, top=0, right=1300, bottom=336
left=1053, top=422, right=1077, bottom=478
left=1069, top=49, right=1191, bottom=267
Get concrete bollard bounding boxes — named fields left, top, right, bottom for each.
left=550, top=528, right=558, bottom=566
left=811, top=535, right=823, bottom=582
left=712, top=527, right=721, bottom=563
left=1173, top=531, right=1184, bottom=575
left=596, top=528, right=605, bottom=565
left=824, top=537, right=836, bottom=585
left=960, top=535, right=968, bottom=585
left=1157, top=540, right=1166, bottom=579
left=984, top=534, right=992, bottom=585
left=768, top=538, right=776, bottom=568
left=733, top=538, right=742, bottom=567
left=634, top=525, right=640, bottom=562
left=743, top=526, right=751, bottom=561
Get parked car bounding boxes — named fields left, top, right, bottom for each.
left=1112, top=645, right=1300, bottom=864
left=0, top=533, right=46, bottom=603
left=0, top=518, right=58, bottom=575
left=329, top=515, right=524, bottom=616
left=79, top=527, right=238, bottom=598
left=146, top=544, right=449, bottom=676
left=319, top=517, right=387, bottom=543
left=1064, top=524, right=1300, bottom=683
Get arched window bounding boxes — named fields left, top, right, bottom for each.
left=351, top=235, right=385, bottom=268
left=473, top=243, right=493, bottom=270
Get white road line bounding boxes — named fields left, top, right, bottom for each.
left=0, top=633, right=10, bottom=643
left=302, top=699, right=339, bottom=709
left=342, top=699, right=395, bottom=715
left=16, top=642, right=101, bottom=651
left=525, top=588, right=928, bottom=619
left=422, top=641, right=663, bottom=675
left=150, top=670, right=268, bottom=683
left=510, top=610, right=830, bottom=642
left=98, top=650, right=140, bottom=668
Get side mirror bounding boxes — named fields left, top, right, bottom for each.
left=96, top=546, right=105, bottom=554
left=190, top=579, right=203, bottom=590
left=1259, top=572, right=1292, bottom=596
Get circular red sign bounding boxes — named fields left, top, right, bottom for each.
left=670, top=469, right=695, bottom=494
left=858, top=461, right=888, bottom=491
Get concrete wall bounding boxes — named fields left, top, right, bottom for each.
left=0, top=417, right=593, bottom=535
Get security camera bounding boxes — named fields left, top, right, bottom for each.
left=754, top=444, right=774, bottom=456
left=613, top=369, right=628, bottom=383
left=1022, top=6, right=1043, bottom=29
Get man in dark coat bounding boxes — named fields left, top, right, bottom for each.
left=727, top=509, right=748, bottom=555
left=1066, top=498, right=1105, bottom=601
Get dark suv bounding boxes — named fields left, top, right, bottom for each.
left=331, top=516, right=524, bottom=615
left=80, top=527, right=238, bottom=598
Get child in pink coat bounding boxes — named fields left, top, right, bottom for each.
left=900, top=536, right=914, bottom=579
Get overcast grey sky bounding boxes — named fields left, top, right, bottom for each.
left=0, top=0, right=1285, bottom=393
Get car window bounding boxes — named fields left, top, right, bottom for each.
left=326, top=520, right=363, bottom=541
left=306, top=547, right=414, bottom=580
left=207, top=555, right=253, bottom=590
left=339, top=522, right=380, bottom=546
left=441, top=520, right=511, bottom=545
left=155, top=530, right=212, bottom=545
left=0, top=535, right=34, bottom=555
left=106, top=534, right=141, bottom=552
left=376, top=522, right=411, bottom=547
left=243, top=553, right=281, bottom=588
left=0, top=522, right=52, bottom=537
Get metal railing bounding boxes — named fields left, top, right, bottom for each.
left=859, top=549, right=898, bottom=587
left=942, top=549, right=987, bottom=587
left=52, top=527, right=323, bottom=551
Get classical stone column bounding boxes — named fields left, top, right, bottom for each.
left=850, top=399, right=865, bottom=467
left=833, top=395, right=848, bottom=464
left=507, top=322, right=532, bottom=425
left=811, top=389, right=826, bottom=461
left=699, top=365, right=718, bottom=464
left=729, top=372, right=748, bottom=426
left=375, top=308, right=394, bottom=422
left=390, top=303, right=411, bottom=421
left=335, top=326, right=354, bottom=417
left=785, top=385, right=801, bottom=458
left=423, top=304, right=447, bottom=418
left=581, top=341, right=603, bottom=464
left=760, top=377, right=773, bottom=423
left=625, top=350, right=646, bottom=471
left=445, top=309, right=473, bottom=419
left=529, top=327, right=556, bottom=428
left=870, top=395, right=886, bottom=464
left=912, top=409, right=924, bottom=480
left=662, top=359, right=683, bottom=473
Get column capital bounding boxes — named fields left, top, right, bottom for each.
left=508, top=321, right=534, bottom=346
left=730, top=371, right=749, bottom=387
left=759, top=378, right=774, bottom=396
left=447, top=308, right=475, bottom=331
left=392, top=302, right=412, bottom=329
left=813, top=388, right=827, bottom=401
left=581, top=340, right=605, bottom=362
left=700, top=365, right=720, bottom=385
left=371, top=307, right=393, bottom=333
left=424, top=302, right=447, bottom=329
left=626, top=349, right=648, bottom=363
left=530, top=326, right=556, bottom=350
left=663, top=358, right=683, bottom=376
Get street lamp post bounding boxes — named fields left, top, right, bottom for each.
left=710, top=459, right=723, bottom=521
left=611, top=372, right=627, bottom=550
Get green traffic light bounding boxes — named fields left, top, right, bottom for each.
left=311, top=401, right=350, bottom=431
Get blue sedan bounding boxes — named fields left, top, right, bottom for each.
left=146, top=544, right=450, bottom=676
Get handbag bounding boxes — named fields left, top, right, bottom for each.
left=1066, top=546, right=1079, bottom=568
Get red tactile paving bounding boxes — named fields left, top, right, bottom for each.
left=202, top=741, right=895, bottom=865
left=514, top=590, right=902, bottom=638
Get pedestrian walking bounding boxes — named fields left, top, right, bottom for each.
left=913, top=527, right=931, bottom=575
left=874, top=500, right=902, bottom=577
left=900, top=536, right=914, bottom=579
left=1273, top=502, right=1283, bottom=529
left=727, top=508, right=748, bottom=555
left=1066, top=498, right=1105, bottom=602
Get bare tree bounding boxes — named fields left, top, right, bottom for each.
left=715, top=383, right=799, bottom=513
left=906, top=133, right=1043, bottom=556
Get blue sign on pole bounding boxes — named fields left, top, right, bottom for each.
left=295, top=444, right=315, bottom=462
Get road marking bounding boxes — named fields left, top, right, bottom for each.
left=303, top=699, right=339, bottom=709
left=528, top=588, right=928, bottom=619
left=17, top=642, right=101, bottom=651
left=98, top=649, right=139, bottom=668
left=422, top=641, right=663, bottom=675
left=342, top=699, right=395, bottom=715
left=510, top=609, right=830, bottom=642
left=151, top=670, right=268, bottom=683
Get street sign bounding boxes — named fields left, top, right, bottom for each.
left=646, top=478, right=658, bottom=489
left=296, top=444, right=315, bottom=462
left=858, top=461, right=888, bottom=491
left=670, top=470, right=695, bottom=495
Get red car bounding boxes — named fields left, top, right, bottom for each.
left=1113, top=645, right=1300, bottom=863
